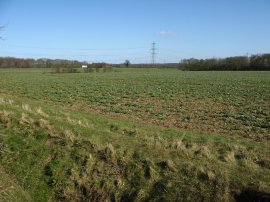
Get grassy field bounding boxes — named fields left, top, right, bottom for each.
left=0, top=68, right=269, bottom=140
left=0, top=68, right=270, bottom=201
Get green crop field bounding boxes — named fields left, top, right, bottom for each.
left=0, top=68, right=270, bottom=201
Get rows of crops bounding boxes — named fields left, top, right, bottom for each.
left=0, top=68, right=269, bottom=140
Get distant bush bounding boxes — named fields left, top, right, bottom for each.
left=103, top=65, right=113, bottom=72
left=54, top=67, right=79, bottom=73
left=85, top=63, right=113, bottom=73
left=84, top=67, right=94, bottom=73
left=54, top=66, right=61, bottom=73
left=62, top=68, right=79, bottom=73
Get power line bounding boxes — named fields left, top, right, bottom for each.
left=0, top=51, right=116, bottom=57
left=0, top=43, right=147, bottom=51
left=0, top=42, right=219, bottom=63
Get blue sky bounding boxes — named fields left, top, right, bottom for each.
left=0, top=0, right=270, bottom=63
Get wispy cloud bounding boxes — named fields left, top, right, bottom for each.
left=156, top=31, right=177, bottom=37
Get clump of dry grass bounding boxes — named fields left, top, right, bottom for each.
left=36, top=107, right=49, bottom=118
left=255, top=159, right=270, bottom=169
left=0, top=97, right=5, bottom=104
left=66, top=116, right=89, bottom=128
left=47, top=132, right=60, bottom=139
left=140, top=134, right=170, bottom=152
left=98, top=144, right=115, bottom=162
left=224, top=151, right=236, bottom=163
left=143, top=159, right=157, bottom=180
left=171, top=138, right=187, bottom=152
left=77, top=119, right=89, bottom=127
left=8, top=99, right=14, bottom=105
left=19, top=113, right=34, bottom=125
left=38, top=119, right=52, bottom=131
left=62, top=130, right=76, bottom=142
left=0, top=110, right=13, bottom=128
left=194, top=145, right=212, bottom=158
left=197, top=166, right=216, bottom=181
left=158, top=159, right=175, bottom=171
left=22, top=104, right=31, bottom=111
left=241, top=157, right=259, bottom=168
left=122, top=128, right=138, bottom=136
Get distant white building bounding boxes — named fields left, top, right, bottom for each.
left=82, top=65, right=88, bottom=69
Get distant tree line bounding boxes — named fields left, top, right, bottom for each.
left=179, top=54, right=270, bottom=71
left=0, top=57, right=85, bottom=69
left=1, top=54, right=269, bottom=71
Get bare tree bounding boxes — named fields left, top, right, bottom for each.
left=124, top=59, right=130, bottom=67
